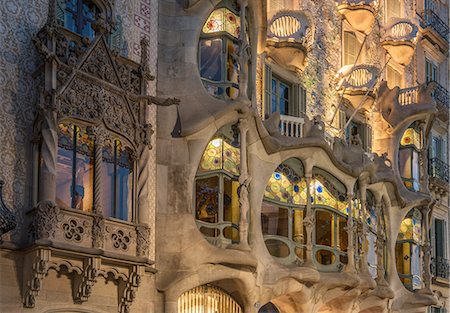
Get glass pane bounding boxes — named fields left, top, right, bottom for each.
left=395, top=241, right=411, bottom=275
left=200, top=39, right=223, bottom=82
left=265, top=239, right=290, bottom=258
left=223, top=177, right=240, bottom=241
left=261, top=202, right=288, bottom=237
left=264, top=163, right=306, bottom=205
left=271, top=79, right=277, bottom=113
left=412, top=208, right=422, bottom=242
left=116, top=140, right=133, bottom=221
left=399, top=149, right=412, bottom=179
left=292, top=209, right=306, bottom=244
left=310, top=177, right=347, bottom=213
left=199, top=138, right=223, bottom=172
left=316, top=249, right=336, bottom=265
left=195, top=176, right=220, bottom=223
left=315, top=210, right=333, bottom=246
left=337, top=215, right=348, bottom=252
left=367, top=231, right=377, bottom=278
left=56, top=123, right=75, bottom=208
left=398, top=217, right=413, bottom=240
left=102, top=139, right=115, bottom=218
left=74, top=126, right=94, bottom=212
left=223, top=141, right=240, bottom=176
left=400, top=128, right=422, bottom=149
left=226, top=40, right=240, bottom=96
left=202, top=8, right=241, bottom=38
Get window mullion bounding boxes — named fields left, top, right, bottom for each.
left=113, top=140, right=118, bottom=218
left=71, top=125, right=78, bottom=208
left=219, top=173, right=224, bottom=223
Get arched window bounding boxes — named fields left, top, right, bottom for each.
left=102, top=138, right=134, bottom=221
left=55, top=123, right=135, bottom=221
left=262, top=159, right=307, bottom=265
left=399, top=122, right=422, bottom=191
left=57, top=0, right=100, bottom=39
left=178, top=284, right=243, bottom=313
left=396, top=208, right=423, bottom=290
left=311, top=168, right=348, bottom=271
left=195, top=126, right=241, bottom=247
left=259, top=302, right=280, bottom=313
left=199, top=0, right=243, bottom=100
left=56, top=123, right=94, bottom=212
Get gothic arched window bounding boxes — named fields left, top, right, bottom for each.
left=195, top=125, right=241, bottom=246
left=399, top=122, right=422, bottom=191
left=57, top=0, right=100, bottom=39
left=199, top=0, right=243, bottom=100
left=56, top=123, right=94, bottom=212
left=396, top=208, right=423, bottom=290
left=261, top=158, right=307, bottom=264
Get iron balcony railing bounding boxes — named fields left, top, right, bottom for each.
left=428, top=157, right=449, bottom=184
left=421, top=9, right=449, bottom=41
left=431, top=257, right=450, bottom=280
left=431, top=81, right=449, bottom=112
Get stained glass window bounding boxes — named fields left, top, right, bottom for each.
left=399, top=123, right=422, bottom=191
left=203, top=8, right=241, bottom=38
left=400, top=127, right=422, bottom=149
left=198, top=138, right=240, bottom=176
left=310, top=174, right=347, bottom=214
left=264, top=163, right=307, bottom=205
left=56, top=123, right=94, bottom=212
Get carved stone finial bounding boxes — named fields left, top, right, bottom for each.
left=29, top=201, right=62, bottom=240
left=0, top=180, right=16, bottom=242
left=46, top=0, right=57, bottom=27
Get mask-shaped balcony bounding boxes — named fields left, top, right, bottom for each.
left=382, top=18, right=419, bottom=66
left=336, top=64, right=378, bottom=109
left=336, top=0, right=378, bottom=34
left=266, top=11, right=313, bottom=72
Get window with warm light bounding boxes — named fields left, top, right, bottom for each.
left=399, top=122, right=422, bottom=191
left=195, top=125, right=241, bottom=246
left=178, top=284, right=243, bottom=313
left=343, top=31, right=361, bottom=66
left=199, top=0, right=246, bottom=100
left=395, top=208, right=423, bottom=290
left=386, top=64, right=404, bottom=89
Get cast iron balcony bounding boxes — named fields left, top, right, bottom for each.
left=431, top=257, right=450, bottom=280
left=428, top=157, right=449, bottom=189
left=431, top=82, right=449, bottom=121
left=421, top=10, right=449, bottom=42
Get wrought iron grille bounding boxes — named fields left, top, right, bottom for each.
left=428, top=158, right=450, bottom=184
left=431, top=257, right=450, bottom=279
left=432, top=82, right=449, bottom=113
left=421, top=10, right=449, bottom=41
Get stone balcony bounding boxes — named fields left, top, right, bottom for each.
left=336, top=64, right=378, bottom=109
left=266, top=10, right=314, bottom=72
left=279, top=114, right=304, bottom=138
left=382, top=18, right=419, bottom=65
left=336, top=0, right=378, bottom=34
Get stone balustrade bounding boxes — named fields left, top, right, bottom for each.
left=398, top=86, right=419, bottom=106
left=280, top=114, right=304, bottom=138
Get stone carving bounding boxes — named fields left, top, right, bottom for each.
left=117, top=63, right=142, bottom=94
left=110, top=229, right=133, bottom=251
left=0, top=180, right=17, bottom=242
left=90, top=126, right=110, bottom=214
left=136, top=224, right=150, bottom=257
left=92, top=215, right=105, bottom=249
left=29, top=201, right=62, bottom=240
left=59, top=78, right=136, bottom=140
left=119, top=269, right=142, bottom=313
left=74, top=259, right=100, bottom=302
left=80, top=39, right=120, bottom=86
left=62, top=219, right=87, bottom=242
left=23, top=249, right=51, bottom=308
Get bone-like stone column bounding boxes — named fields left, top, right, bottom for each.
left=358, top=183, right=370, bottom=274
left=236, top=118, right=251, bottom=251
left=345, top=192, right=357, bottom=273
left=303, top=175, right=315, bottom=267
left=375, top=201, right=387, bottom=284
left=419, top=204, right=434, bottom=294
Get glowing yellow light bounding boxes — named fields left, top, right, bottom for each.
left=211, top=138, right=222, bottom=147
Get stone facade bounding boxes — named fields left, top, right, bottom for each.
left=0, top=0, right=448, bottom=312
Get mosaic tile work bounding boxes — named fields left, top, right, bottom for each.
left=0, top=0, right=48, bottom=242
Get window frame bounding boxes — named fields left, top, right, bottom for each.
left=57, top=0, right=100, bottom=39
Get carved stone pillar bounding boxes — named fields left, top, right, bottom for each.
left=38, top=94, right=58, bottom=204
left=303, top=175, right=315, bottom=267
left=359, top=185, right=370, bottom=274
left=345, top=192, right=356, bottom=273
left=137, top=123, right=153, bottom=226
left=420, top=204, right=433, bottom=294
left=236, top=118, right=251, bottom=250
left=375, top=202, right=388, bottom=284
left=91, top=126, right=108, bottom=215
left=237, top=0, right=250, bottom=101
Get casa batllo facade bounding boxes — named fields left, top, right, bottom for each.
left=0, top=0, right=448, bottom=313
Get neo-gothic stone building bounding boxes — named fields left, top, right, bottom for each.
left=0, top=0, right=448, bottom=312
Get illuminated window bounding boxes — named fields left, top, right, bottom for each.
left=56, top=123, right=94, bottom=212
left=199, top=0, right=246, bottom=100
left=262, top=159, right=306, bottom=264
left=195, top=126, right=241, bottom=246
left=259, top=302, right=281, bottom=313
left=396, top=208, right=423, bottom=290
left=385, top=0, right=401, bottom=20
left=178, top=284, right=243, bottom=313
left=312, top=168, right=348, bottom=271
left=386, top=64, right=403, bottom=89
left=101, top=139, right=134, bottom=221
left=343, top=31, right=360, bottom=66
left=399, top=122, right=422, bottom=191
left=56, top=0, right=100, bottom=39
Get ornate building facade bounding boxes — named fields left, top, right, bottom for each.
left=0, top=0, right=448, bottom=313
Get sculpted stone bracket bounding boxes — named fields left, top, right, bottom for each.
left=22, top=246, right=149, bottom=312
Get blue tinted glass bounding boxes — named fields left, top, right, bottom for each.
left=200, top=39, right=223, bottom=81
